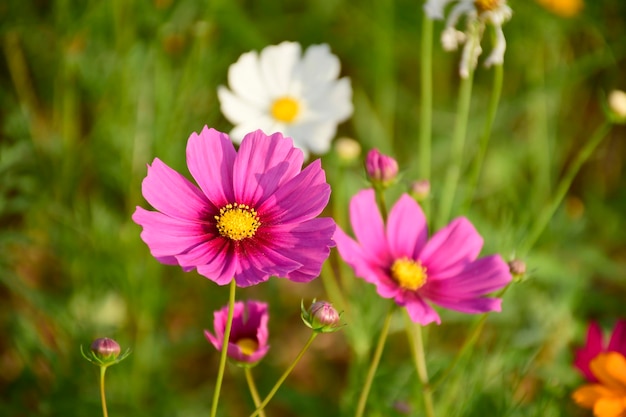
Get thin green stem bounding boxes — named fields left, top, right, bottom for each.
left=374, top=184, right=388, bottom=221
left=249, top=332, right=318, bottom=417
left=464, top=60, right=504, bottom=209
left=99, top=366, right=109, bottom=417
left=210, top=279, right=237, bottom=417
left=354, top=303, right=395, bottom=417
left=419, top=13, right=434, bottom=219
left=404, top=317, right=435, bottom=417
left=519, top=121, right=612, bottom=255
left=244, top=368, right=266, bottom=417
left=435, top=25, right=478, bottom=230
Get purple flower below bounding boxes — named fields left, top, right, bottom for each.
left=132, top=127, right=335, bottom=287
left=205, top=300, right=270, bottom=365
left=334, top=189, right=512, bottom=325
left=574, top=320, right=626, bottom=382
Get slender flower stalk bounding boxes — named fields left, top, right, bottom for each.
left=244, top=368, right=266, bottom=417
left=249, top=332, right=318, bottom=417
left=519, top=121, right=611, bottom=255
left=210, top=279, right=237, bottom=417
left=435, top=22, right=479, bottom=229
left=419, top=12, right=434, bottom=219
left=409, top=320, right=436, bottom=417
left=464, top=51, right=504, bottom=209
left=355, top=303, right=395, bottom=417
left=99, top=366, right=109, bottom=417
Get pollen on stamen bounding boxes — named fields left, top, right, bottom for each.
left=215, top=203, right=261, bottom=241
left=474, top=0, right=501, bottom=13
left=391, top=257, right=428, bottom=291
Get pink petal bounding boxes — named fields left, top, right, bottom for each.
left=258, top=159, right=330, bottom=224
left=427, top=295, right=502, bottom=315
left=232, top=130, right=304, bottom=205
left=401, top=293, right=441, bottom=325
left=608, top=320, right=626, bottom=357
left=174, top=236, right=227, bottom=270
left=575, top=322, right=604, bottom=382
left=386, top=194, right=428, bottom=260
left=334, top=226, right=384, bottom=285
left=419, top=217, right=483, bottom=277
left=348, top=189, right=390, bottom=266
left=186, top=126, right=237, bottom=207
left=140, top=158, right=212, bottom=219
left=132, top=207, right=209, bottom=258
left=233, top=240, right=302, bottom=287
left=196, top=248, right=238, bottom=286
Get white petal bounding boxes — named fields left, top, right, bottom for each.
left=483, top=25, right=506, bottom=68
left=286, top=120, right=337, bottom=155
left=423, top=0, right=455, bottom=20
left=229, top=116, right=277, bottom=143
left=260, top=41, right=301, bottom=97
left=218, top=86, right=265, bottom=125
left=305, top=78, right=353, bottom=123
left=227, top=51, right=271, bottom=107
left=299, top=44, right=341, bottom=85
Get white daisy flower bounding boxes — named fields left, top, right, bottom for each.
left=218, top=41, right=353, bottom=157
left=424, top=0, right=512, bottom=78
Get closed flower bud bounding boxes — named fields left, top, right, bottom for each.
left=334, top=137, right=361, bottom=164
left=365, top=149, right=398, bottom=187
left=410, top=179, right=431, bottom=201
left=608, top=90, right=626, bottom=123
left=508, top=259, right=527, bottom=281
left=82, top=337, right=130, bottom=367
left=301, top=300, right=343, bottom=333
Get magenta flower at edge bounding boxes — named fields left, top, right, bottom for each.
left=334, top=189, right=512, bottom=325
left=574, top=320, right=626, bottom=382
left=205, top=300, right=270, bottom=365
left=132, top=127, right=335, bottom=287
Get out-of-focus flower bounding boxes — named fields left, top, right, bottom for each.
left=301, top=300, right=343, bottom=333
left=410, top=179, right=431, bottom=202
left=334, top=189, right=512, bottom=325
left=572, top=352, right=626, bottom=417
left=218, top=41, right=353, bottom=158
left=132, top=127, right=335, bottom=287
left=334, top=137, right=362, bottom=164
left=365, top=149, right=399, bottom=187
left=508, top=258, right=526, bottom=281
left=205, top=301, right=270, bottom=366
left=574, top=320, right=626, bottom=382
left=535, top=0, right=583, bottom=18
left=424, top=0, right=512, bottom=78
left=81, top=337, right=130, bottom=367
left=608, top=90, right=626, bottom=123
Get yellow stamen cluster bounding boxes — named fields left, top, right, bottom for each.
left=390, top=257, right=428, bottom=291
left=215, top=203, right=261, bottom=241
left=271, top=96, right=300, bottom=123
left=236, top=338, right=259, bottom=356
left=474, top=0, right=500, bottom=13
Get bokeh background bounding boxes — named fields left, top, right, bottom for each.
left=1, top=0, right=625, bottom=416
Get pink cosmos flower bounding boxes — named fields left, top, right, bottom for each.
left=574, top=320, right=626, bottom=382
left=132, top=127, right=335, bottom=287
left=205, top=300, right=270, bottom=365
left=334, top=189, right=512, bottom=325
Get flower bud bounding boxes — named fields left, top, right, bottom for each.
left=334, top=137, right=361, bottom=164
left=508, top=259, right=527, bottom=281
left=410, top=179, right=431, bottom=202
left=608, top=90, right=626, bottom=123
left=365, top=149, right=398, bottom=187
left=91, top=337, right=121, bottom=361
left=301, top=300, right=343, bottom=333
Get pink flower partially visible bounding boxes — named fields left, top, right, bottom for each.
left=334, top=189, right=512, bottom=325
left=574, top=320, right=626, bottom=382
left=205, top=300, right=269, bottom=365
left=132, top=127, right=335, bottom=287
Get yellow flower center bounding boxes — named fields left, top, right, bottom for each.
left=236, top=338, right=259, bottom=356
left=390, top=258, right=427, bottom=291
left=271, top=96, right=300, bottom=123
left=474, top=0, right=500, bottom=13
left=215, top=203, right=261, bottom=241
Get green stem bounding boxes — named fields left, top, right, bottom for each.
left=249, top=332, right=318, bottom=417
left=404, top=317, right=435, bottom=417
left=210, top=279, right=237, bottom=417
left=419, top=13, right=434, bottom=219
left=464, top=60, right=504, bottom=208
left=519, top=121, right=611, bottom=255
left=374, top=184, right=388, bottom=221
left=99, top=366, right=109, bottom=417
left=354, top=303, right=394, bottom=417
left=435, top=25, right=478, bottom=230
left=244, top=368, right=266, bottom=417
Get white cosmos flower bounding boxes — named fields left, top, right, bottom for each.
left=424, top=0, right=512, bottom=78
left=218, top=41, right=353, bottom=157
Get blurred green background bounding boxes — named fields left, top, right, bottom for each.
left=1, top=0, right=625, bottom=416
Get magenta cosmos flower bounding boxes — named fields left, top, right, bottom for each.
left=574, top=320, right=626, bottom=382
left=132, top=127, right=335, bottom=287
left=205, top=300, right=270, bottom=365
left=334, top=189, right=512, bottom=325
